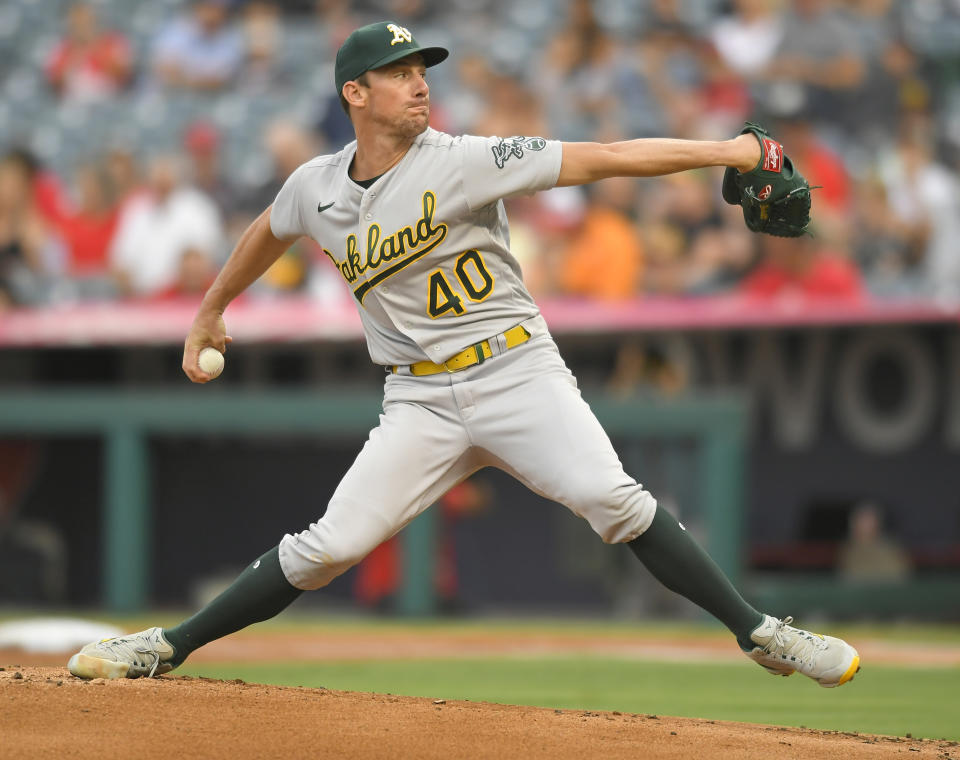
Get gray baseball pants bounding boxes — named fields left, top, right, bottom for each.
left=279, top=316, right=657, bottom=590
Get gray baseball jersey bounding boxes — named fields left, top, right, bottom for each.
left=272, top=127, right=656, bottom=592
left=269, top=128, right=561, bottom=365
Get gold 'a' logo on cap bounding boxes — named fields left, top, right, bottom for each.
left=387, top=23, right=412, bottom=45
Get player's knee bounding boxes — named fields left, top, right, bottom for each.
left=561, top=475, right=631, bottom=519
left=574, top=482, right=657, bottom=545
left=279, top=520, right=377, bottom=591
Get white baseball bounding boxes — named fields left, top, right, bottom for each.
left=198, top=347, right=225, bottom=379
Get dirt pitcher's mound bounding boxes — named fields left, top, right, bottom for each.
left=0, top=667, right=951, bottom=759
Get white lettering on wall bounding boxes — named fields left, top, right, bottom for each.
left=945, top=332, right=960, bottom=448
left=695, top=327, right=951, bottom=452
left=746, top=332, right=829, bottom=449
left=833, top=330, right=936, bottom=453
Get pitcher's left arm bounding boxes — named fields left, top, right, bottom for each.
left=556, top=135, right=761, bottom=186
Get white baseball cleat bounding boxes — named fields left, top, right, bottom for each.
left=745, top=614, right=860, bottom=688
left=67, top=627, right=176, bottom=680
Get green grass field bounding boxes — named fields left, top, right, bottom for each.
left=179, top=658, right=957, bottom=740
left=167, top=617, right=960, bottom=742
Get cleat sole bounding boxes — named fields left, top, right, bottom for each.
left=836, top=654, right=861, bottom=686
left=819, top=653, right=861, bottom=688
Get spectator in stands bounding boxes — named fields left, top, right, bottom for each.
left=316, top=95, right=355, bottom=150
left=470, top=71, right=547, bottom=139
left=637, top=0, right=707, bottom=137
left=152, top=248, right=218, bottom=301
left=510, top=186, right=586, bottom=299
left=46, top=2, right=133, bottom=103
left=152, top=0, right=244, bottom=91
left=642, top=221, right=690, bottom=296
left=183, top=121, right=238, bottom=218
left=643, top=170, right=754, bottom=293
left=239, top=120, right=318, bottom=214
left=104, top=147, right=145, bottom=211
left=109, top=155, right=223, bottom=298
left=2, top=0, right=958, bottom=312
left=772, top=115, right=852, bottom=246
left=852, top=176, right=919, bottom=297
left=710, top=0, right=784, bottom=80
left=777, top=116, right=851, bottom=214
left=687, top=212, right=758, bottom=295
left=845, top=0, right=923, bottom=146
left=646, top=170, right=722, bottom=240
left=837, top=500, right=911, bottom=584
left=0, top=152, right=67, bottom=309
left=312, top=2, right=363, bottom=146
left=55, top=162, right=121, bottom=299
left=879, top=119, right=960, bottom=302
left=237, top=120, right=324, bottom=296
left=739, top=233, right=863, bottom=301
left=641, top=0, right=703, bottom=76
left=445, top=52, right=493, bottom=136
left=899, top=0, right=960, bottom=47
left=558, top=178, right=645, bottom=301
left=540, top=0, right=656, bottom=140
left=238, top=0, right=290, bottom=94
left=759, top=0, right=866, bottom=127
left=382, top=0, right=433, bottom=25
left=8, top=149, right=72, bottom=230
left=695, top=46, right=753, bottom=139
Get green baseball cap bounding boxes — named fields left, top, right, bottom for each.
left=335, top=21, right=449, bottom=95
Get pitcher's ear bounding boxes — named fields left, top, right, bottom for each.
left=342, top=80, right=367, bottom=110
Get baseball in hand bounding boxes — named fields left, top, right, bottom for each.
left=198, top=347, right=225, bottom=379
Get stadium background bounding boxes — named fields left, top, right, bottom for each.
left=2, top=0, right=960, bottom=627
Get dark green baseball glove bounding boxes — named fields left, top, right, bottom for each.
left=722, top=122, right=816, bottom=237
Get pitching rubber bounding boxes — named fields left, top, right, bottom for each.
left=67, top=652, right=131, bottom=680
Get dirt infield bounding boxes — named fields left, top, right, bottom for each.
left=1, top=666, right=954, bottom=760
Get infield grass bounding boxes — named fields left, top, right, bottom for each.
left=179, top=657, right=960, bottom=741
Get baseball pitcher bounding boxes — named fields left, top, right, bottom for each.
left=69, top=22, right=856, bottom=688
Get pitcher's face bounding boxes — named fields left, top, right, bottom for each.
left=362, top=54, right=430, bottom=139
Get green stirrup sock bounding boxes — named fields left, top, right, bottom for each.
left=627, top=507, right=763, bottom=650
left=163, top=545, right=302, bottom=667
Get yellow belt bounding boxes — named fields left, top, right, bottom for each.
left=393, top=324, right=531, bottom=376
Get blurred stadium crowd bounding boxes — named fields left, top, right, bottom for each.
left=2, top=0, right=960, bottom=314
